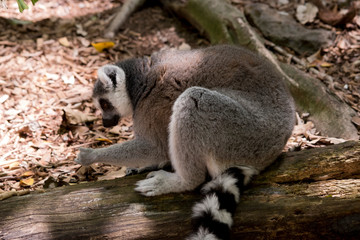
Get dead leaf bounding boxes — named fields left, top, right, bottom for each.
left=74, top=126, right=90, bottom=135
left=310, top=0, right=357, bottom=26
left=337, top=37, right=350, bottom=50
left=76, top=24, right=88, bottom=37
left=91, top=41, right=115, bottom=52
left=76, top=166, right=97, bottom=181
left=45, top=72, right=60, bottom=81
left=95, top=138, right=113, bottom=144
left=78, top=37, right=90, bottom=47
left=62, top=74, right=75, bottom=84
left=22, top=171, right=35, bottom=177
left=36, top=38, right=43, bottom=49
left=306, top=49, right=322, bottom=62
left=293, top=121, right=315, bottom=136
left=9, top=162, right=20, bottom=170
left=39, top=151, right=52, bottom=166
left=97, top=168, right=126, bottom=181
left=308, top=59, right=333, bottom=68
left=320, top=62, right=333, bottom=68
left=58, top=37, right=70, bottom=47
left=296, top=3, right=318, bottom=25
left=64, top=85, right=92, bottom=103
left=16, top=125, right=32, bottom=138
left=0, top=94, right=9, bottom=103
left=109, top=125, right=122, bottom=135
left=20, top=178, right=34, bottom=186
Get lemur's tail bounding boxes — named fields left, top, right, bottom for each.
left=187, top=166, right=258, bottom=240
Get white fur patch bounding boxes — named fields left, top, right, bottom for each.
left=201, top=174, right=241, bottom=203
left=168, top=104, right=180, bottom=173
left=237, top=166, right=259, bottom=185
left=186, top=227, right=220, bottom=240
left=97, top=65, right=133, bottom=117
left=97, top=64, right=125, bottom=87
left=134, top=170, right=183, bottom=196
left=201, top=166, right=258, bottom=203
left=110, top=87, right=132, bottom=117
left=206, top=154, right=221, bottom=178
left=192, top=194, right=233, bottom=227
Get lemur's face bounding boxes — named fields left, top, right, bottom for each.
left=92, top=65, right=132, bottom=128
left=94, top=94, right=120, bottom=128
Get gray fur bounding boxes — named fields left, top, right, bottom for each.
left=76, top=45, right=295, bottom=196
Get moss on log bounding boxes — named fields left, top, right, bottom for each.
left=1, top=142, right=359, bottom=239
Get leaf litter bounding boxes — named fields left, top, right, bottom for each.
left=0, top=0, right=208, bottom=199
left=0, top=0, right=357, bottom=200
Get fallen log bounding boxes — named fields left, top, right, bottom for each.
left=1, top=141, right=359, bottom=239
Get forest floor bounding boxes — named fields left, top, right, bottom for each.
left=0, top=0, right=359, bottom=197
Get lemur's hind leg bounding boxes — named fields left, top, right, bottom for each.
left=135, top=87, right=245, bottom=196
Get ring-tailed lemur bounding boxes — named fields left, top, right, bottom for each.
left=76, top=45, right=295, bottom=240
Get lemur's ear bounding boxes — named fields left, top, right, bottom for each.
left=97, top=65, right=125, bottom=89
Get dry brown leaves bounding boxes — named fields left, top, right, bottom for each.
left=286, top=113, right=346, bottom=152
left=246, top=0, right=360, bottom=130
left=0, top=0, right=207, bottom=198
left=0, top=0, right=357, bottom=199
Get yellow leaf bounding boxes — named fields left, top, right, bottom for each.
left=20, top=178, right=34, bottom=186
left=9, top=162, right=20, bottom=170
left=58, top=37, right=70, bottom=47
left=308, top=59, right=333, bottom=68
left=91, top=41, right=115, bottom=52
left=22, top=171, right=35, bottom=177
left=320, top=62, right=333, bottom=68
left=95, top=138, right=113, bottom=143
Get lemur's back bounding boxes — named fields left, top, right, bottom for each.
left=134, top=45, right=295, bottom=170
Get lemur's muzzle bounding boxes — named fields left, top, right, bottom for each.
left=102, top=115, right=120, bottom=127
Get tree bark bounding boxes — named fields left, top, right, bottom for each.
left=160, top=0, right=358, bottom=140
left=104, top=0, right=146, bottom=38
left=1, top=141, right=359, bottom=239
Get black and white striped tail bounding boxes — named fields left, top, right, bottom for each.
left=187, top=166, right=258, bottom=240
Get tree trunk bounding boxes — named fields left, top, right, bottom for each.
left=104, top=0, right=146, bottom=38
left=1, top=141, right=359, bottom=239
left=160, top=0, right=358, bottom=140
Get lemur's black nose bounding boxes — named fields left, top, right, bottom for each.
left=102, top=115, right=120, bottom=127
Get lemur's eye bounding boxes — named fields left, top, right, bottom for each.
left=99, top=98, right=113, bottom=111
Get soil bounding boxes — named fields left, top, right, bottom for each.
left=0, top=0, right=359, bottom=196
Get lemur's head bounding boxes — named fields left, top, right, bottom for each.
left=92, top=65, right=132, bottom=127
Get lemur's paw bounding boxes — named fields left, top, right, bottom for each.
left=135, top=170, right=181, bottom=196
left=75, top=148, right=96, bottom=166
